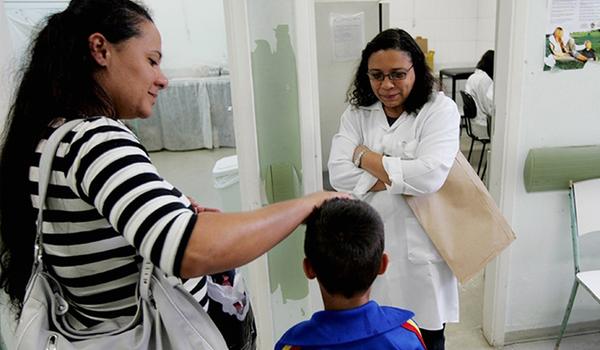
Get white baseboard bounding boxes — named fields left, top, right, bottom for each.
left=504, top=320, right=600, bottom=345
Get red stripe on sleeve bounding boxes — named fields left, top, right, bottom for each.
left=401, top=320, right=427, bottom=349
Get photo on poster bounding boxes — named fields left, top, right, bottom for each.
left=544, top=0, right=600, bottom=71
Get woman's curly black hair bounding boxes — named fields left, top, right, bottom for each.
left=347, top=28, right=436, bottom=115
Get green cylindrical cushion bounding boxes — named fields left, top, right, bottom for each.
left=524, top=146, right=600, bottom=192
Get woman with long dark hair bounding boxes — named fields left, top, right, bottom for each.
left=0, top=0, right=345, bottom=344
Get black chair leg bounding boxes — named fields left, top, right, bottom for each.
left=467, top=138, right=475, bottom=162
left=481, top=159, right=487, bottom=180
left=477, top=143, right=487, bottom=175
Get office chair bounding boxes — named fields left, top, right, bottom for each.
left=460, top=90, right=490, bottom=178
left=555, top=178, right=600, bottom=349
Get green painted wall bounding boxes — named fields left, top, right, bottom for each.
left=249, top=12, right=309, bottom=338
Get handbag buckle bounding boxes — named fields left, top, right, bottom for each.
left=34, top=243, right=42, bottom=265
left=55, top=294, right=69, bottom=315
left=45, top=334, right=57, bottom=350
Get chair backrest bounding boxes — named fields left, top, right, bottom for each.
left=571, top=178, right=600, bottom=237
left=460, top=90, right=477, bottom=120
left=568, top=178, right=600, bottom=273
left=460, top=90, right=477, bottom=137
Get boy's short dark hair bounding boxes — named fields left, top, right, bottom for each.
left=304, top=198, right=384, bottom=298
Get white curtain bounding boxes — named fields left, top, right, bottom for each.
left=128, top=76, right=236, bottom=151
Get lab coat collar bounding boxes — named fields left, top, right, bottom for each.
left=360, top=101, right=411, bottom=131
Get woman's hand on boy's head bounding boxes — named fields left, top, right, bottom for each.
left=306, top=191, right=352, bottom=208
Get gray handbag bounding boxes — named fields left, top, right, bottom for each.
left=14, top=119, right=228, bottom=349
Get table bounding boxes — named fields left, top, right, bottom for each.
left=439, top=67, right=476, bottom=101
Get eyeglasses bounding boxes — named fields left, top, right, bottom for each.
left=367, top=65, right=414, bottom=82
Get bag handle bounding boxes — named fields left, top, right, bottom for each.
left=33, top=118, right=151, bottom=337
left=35, top=118, right=154, bottom=299
left=35, top=119, right=84, bottom=267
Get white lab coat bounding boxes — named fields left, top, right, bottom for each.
left=465, top=68, right=493, bottom=140
left=328, top=92, right=460, bottom=330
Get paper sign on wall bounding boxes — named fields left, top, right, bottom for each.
left=330, top=12, right=365, bottom=62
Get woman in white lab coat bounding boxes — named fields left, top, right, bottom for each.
left=328, top=28, right=460, bottom=350
left=465, top=50, right=494, bottom=139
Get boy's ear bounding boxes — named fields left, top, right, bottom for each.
left=378, top=253, right=389, bottom=275
left=88, top=32, right=110, bottom=67
left=303, top=258, right=317, bottom=280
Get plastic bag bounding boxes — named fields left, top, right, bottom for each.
left=207, top=270, right=256, bottom=350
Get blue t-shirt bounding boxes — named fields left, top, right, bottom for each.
left=275, top=301, right=426, bottom=350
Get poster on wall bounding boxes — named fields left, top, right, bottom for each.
left=544, top=0, right=600, bottom=71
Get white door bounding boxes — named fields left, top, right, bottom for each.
left=223, top=0, right=324, bottom=347
left=315, top=0, right=388, bottom=172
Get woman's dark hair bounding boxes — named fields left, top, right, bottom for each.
left=0, top=0, right=152, bottom=310
left=304, top=198, right=384, bottom=298
left=347, top=28, right=435, bottom=115
left=477, top=50, right=495, bottom=80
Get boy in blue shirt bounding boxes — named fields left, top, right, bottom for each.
left=275, top=198, right=426, bottom=350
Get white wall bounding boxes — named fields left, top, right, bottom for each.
left=248, top=0, right=295, bottom=51
left=1, top=0, right=229, bottom=85
left=388, top=0, right=496, bottom=70
left=143, top=0, right=228, bottom=75
left=2, top=1, right=70, bottom=128
left=0, top=1, right=13, bottom=128
left=502, top=0, right=600, bottom=335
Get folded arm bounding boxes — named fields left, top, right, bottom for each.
left=329, top=97, right=459, bottom=199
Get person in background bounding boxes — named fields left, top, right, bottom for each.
left=276, top=198, right=426, bottom=350
left=0, top=0, right=346, bottom=346
left=465, top=50, right=494, bottom=140
left=579, top=40, right=597, bottom=61
left=328, top=28, right=460, bottom=350
left=548, top=27, right=588, bottom=62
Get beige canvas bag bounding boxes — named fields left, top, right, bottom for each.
left=405, top=152, right=516, bottom=283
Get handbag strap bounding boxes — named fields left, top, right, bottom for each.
left=35, top=118, right=155, bottom=300
left=35, top=119, right=84, bottom=267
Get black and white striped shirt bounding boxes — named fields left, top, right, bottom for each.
left=30, top=117, right=208, bottom=329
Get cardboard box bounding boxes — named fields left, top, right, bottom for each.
left=426, top=50, right=435, bottom=71
left=415, top=36, right=428, bottom=54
